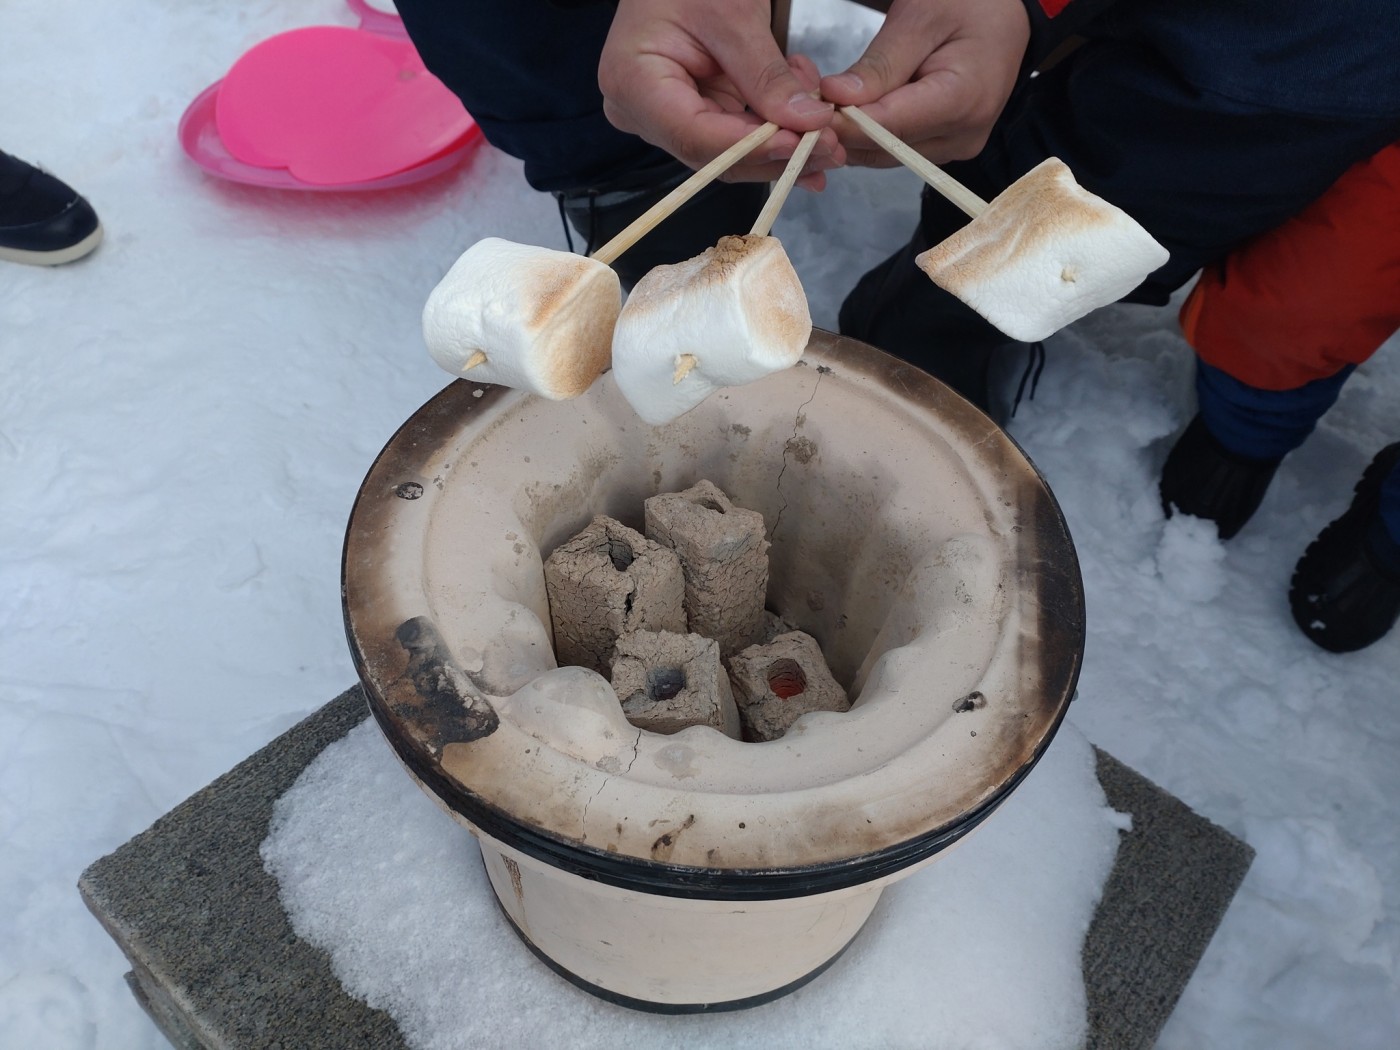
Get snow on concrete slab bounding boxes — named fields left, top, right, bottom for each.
left=261, top=718, right=1121, bottom=1050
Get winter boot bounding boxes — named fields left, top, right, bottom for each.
left=1159, top=414, right=1284, bottom=539
left=838, top=185, right=1020, bottom=416
left=1289, top=443, right=1400, bottom=653
left=0, top=150, right=102, bottom=266
left=555, top=158, right=768, bottom=291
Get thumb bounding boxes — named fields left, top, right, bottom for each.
left=709, top=30, right=834, bottom=130
left=821, top=7, right=947, bottom=105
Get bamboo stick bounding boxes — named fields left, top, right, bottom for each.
left=840, top=106, right=987, bottom=219
left=749, top=129, right=821, bottom=237
left=591, top=122, right=781, bottom=265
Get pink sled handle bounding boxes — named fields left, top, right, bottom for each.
left=344, top=0, right=407, bottom=38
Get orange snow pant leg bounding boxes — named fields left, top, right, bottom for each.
left=1180, top=143, right=1400, bottom=391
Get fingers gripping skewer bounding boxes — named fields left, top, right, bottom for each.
left=839, top=106, right=987, bottom=219
left=591, top=122, right=782, bottom=265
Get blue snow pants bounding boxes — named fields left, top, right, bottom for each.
left=1198, top=362, right=1400, bottom=546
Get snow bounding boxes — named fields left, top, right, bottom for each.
left=1, top=0, right=1398, bottom=1048
left=261, top=719, right=1120, bottom=1050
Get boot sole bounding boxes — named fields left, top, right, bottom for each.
left=1299, top=443, right=1400, bottom=568
left=1288, top=443, right=1400, bottom=651
left=0, top=223, right=103, bottom=266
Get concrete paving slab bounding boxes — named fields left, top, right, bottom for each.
left=79, top=687, right=1252, bottom=1049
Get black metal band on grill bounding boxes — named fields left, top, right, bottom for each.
left=358, top=678, right=1074, bottom=902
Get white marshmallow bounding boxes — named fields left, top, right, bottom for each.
left=422, top=238, right=621, bottom=400
left=915, top=158, right=1169, bottom=343
left=611, top=235, right=812, bottom=425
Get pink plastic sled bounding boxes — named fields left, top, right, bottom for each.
left=178, top=0, right=482, bottom=191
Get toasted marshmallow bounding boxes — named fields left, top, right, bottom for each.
left=916, top=158, right=1169, bottom=343
left=422, top=238, right=621, bottom=400
left=611, top=235, right=811, bottom=425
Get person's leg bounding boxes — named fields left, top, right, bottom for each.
left=393, top=0, right=766, bottom=287
left=1162, top=142, right=1400, bottom=536
left=839, top=36, right=1400, bottom=412
left=1159, top=364, right=1353, bottom=538
left=393, top=0, right=661, bottom=192
left=1178, top=143, right=1400, bottom=390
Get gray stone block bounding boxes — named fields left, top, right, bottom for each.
left=759, top=610, right=800, bottom=645
left=611, top=630, right=741, bottom=738
left=543, top=515, right=686, bottom=674
left=1084, top=748, right=1256, bottom=1050
left=78, top=690, right=405, bottom=1050
left=645, top=480, right=769, bottom=657
left=727, top=631, right=850, bottom=741
left=79, top=687, right=1252, bottom=1050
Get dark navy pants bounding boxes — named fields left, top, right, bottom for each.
left=873, top=36, right=1399, bottom=479
left=395, top=0, right=1400, bottom=538
left=393, top=0, right=671, bottom=193
left=920, top=39, right=1400, bottom=309
left=396, top=2, right=1400, bottom=273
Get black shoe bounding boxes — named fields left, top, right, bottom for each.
left=1159, top=415, right=1284, bottom=539
left=555, top=158, right=768, bottom=291
left=1289, top=443, right=1400, bottom=653
left=838, top=186, right=1018, bottom=415
left=0, top=150, right=102, bottom=266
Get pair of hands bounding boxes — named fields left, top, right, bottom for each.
left=599, top=0, right=1030, bottom=191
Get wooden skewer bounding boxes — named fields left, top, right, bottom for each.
left=591, top=122, right=781, bottom=265
left=749, top=129, right=821, bottom=238
left=840, top=106, right=987, bottom=220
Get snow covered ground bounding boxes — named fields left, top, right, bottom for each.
left=2, top=1, right=1398, bottom=1047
